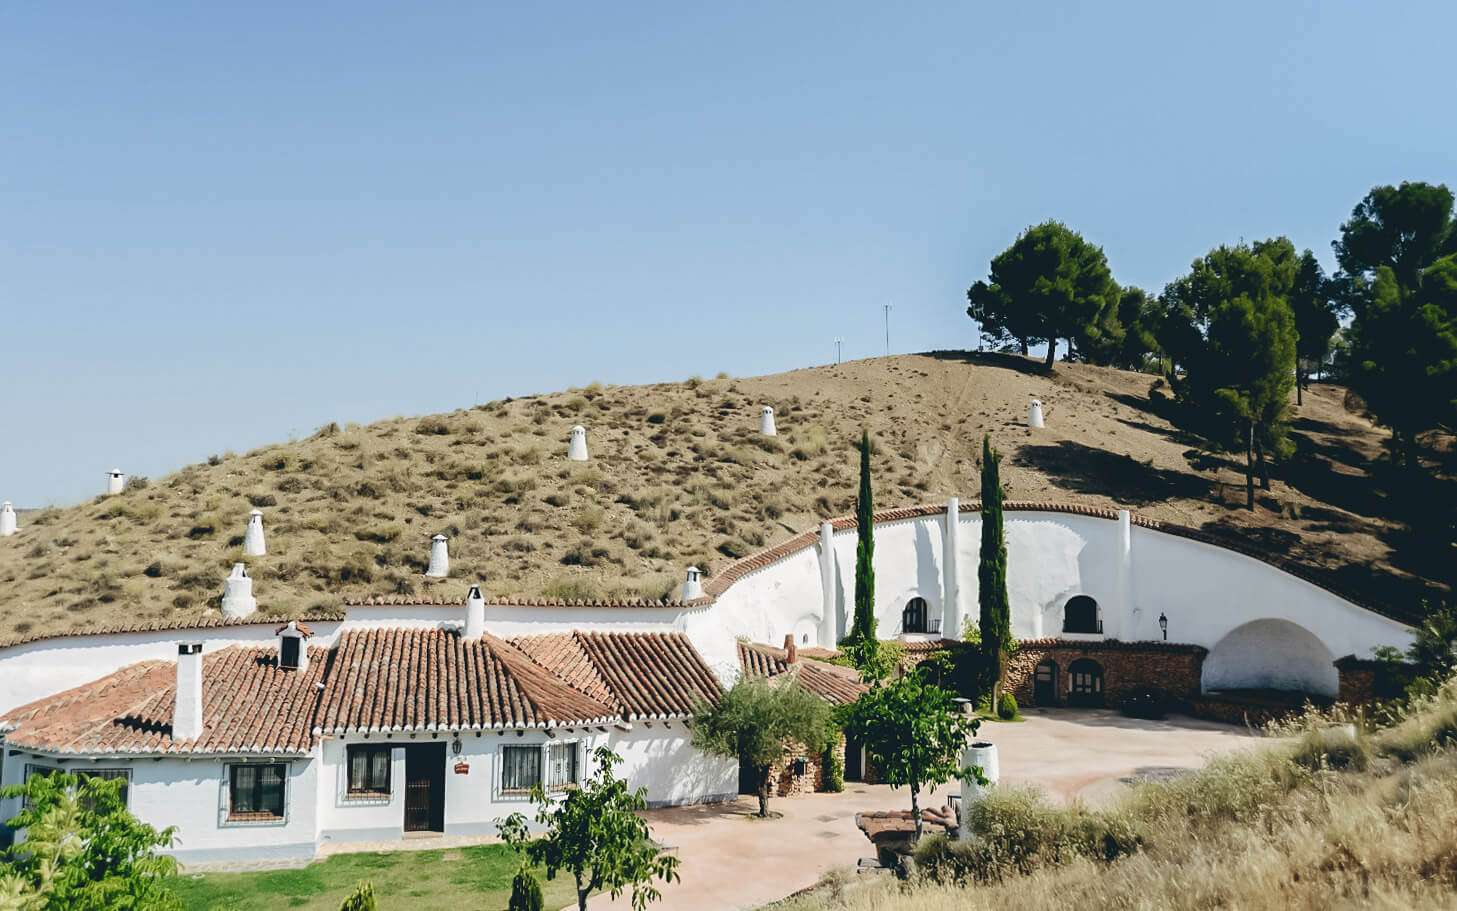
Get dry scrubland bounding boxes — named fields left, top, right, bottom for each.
left=0, top=352, right=1428, bottom=641
left=775, top=689, right=1457, bottom=911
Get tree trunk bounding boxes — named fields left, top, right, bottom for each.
left=1019, top=337, right=1029, bottom=356
left=576, top=872, right=589, bottom=911
left=1245, top=421, right=1255, bottom=511
left=1255, top=436, right=1271, bottom=490
left=1296, top=364, right=1303, bottom=405
left=910, top=782, right=922, bottom=840
left=1043, top=340, right=1056, bottom=368
left=757, top=768, right=770, bottom=818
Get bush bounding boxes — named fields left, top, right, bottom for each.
left=822, top=743, right=844, bottom=793
left=415, top=417, right=450, bottom=435
left=508, top=866, right=544, bottom=911
left=339, top=881, right=376, bottom=911
left=996, top=691, right=1019, bottom=720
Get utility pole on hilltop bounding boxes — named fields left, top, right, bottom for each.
left=883, top=304, right=892, bottom=357
left=834, top=337, right=843, bottom=365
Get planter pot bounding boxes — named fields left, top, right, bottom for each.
left=959, top=741, right=999, bottom=839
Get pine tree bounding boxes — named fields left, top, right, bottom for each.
left=978, top=435, right=1011, bottom=696
left=850, top=429, right=876, bottom=644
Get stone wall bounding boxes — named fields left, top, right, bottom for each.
left=1335, top=655, right=1385, bottom=704
left=769, top=735, right=845, bottom=798
left=1007, top=639, right=1208, bottom=709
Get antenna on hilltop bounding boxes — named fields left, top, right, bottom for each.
left=833, top=337, right=843, bottom=365
left=883, top=304, right=892, bottom=357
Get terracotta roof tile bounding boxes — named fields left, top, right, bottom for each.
left=736, top=642, right=868, bottom=706
left=573, top=632, right=723, bottom=719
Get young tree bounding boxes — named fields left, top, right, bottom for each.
left=0, top=772, right=181, bottom=911
left=689, top=675, right=834, bottom=818
left=1111, top=286, right=1161, bottom=371
left=1289, top=250, right=1338, bottom=405
left=497, top=748, right=679, bottom=911
left=967, top=221, right=1120, bottom=367
left=839, top=660, right=982, bottom=839
left=842, top=430, right=879, bottom=671
left=977, top=435, right=1011, bottom=697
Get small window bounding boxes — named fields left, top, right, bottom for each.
left=347, top=745, right=391, bottom=796
left=1063, top=595, right=1101, bottom=634
left=546, top=743, right=578, bottom=791
left=502, top=745, right=541, bottom=793
left=82, top=768, right=131, bottom=807
left=902, top=597, right=928, bottom=634
left=280, top=636, right=300, bottom=670
left=229, top=763, right=287, bottom=820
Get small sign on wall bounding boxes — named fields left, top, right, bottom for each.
left=454, top=762, right=470, bottom=775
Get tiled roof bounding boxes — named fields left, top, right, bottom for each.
left=1017, top=637, right=1208, bottom=655
left=0, top=646, right=328, bottom=756
left=313, top=628, right=616, bottom=734
left=0, top=612, right=344, bottom=650
left=0, top=627, right=721, bottom=756
left=736, top=642, right=868, bottom=706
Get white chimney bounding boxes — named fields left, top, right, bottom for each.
left=681, top=566, right=703, bottom=601
left=0, top=502, right=16, bottom=537
left=1028, top=400, right=1045, bottom=429
left=463, top=584, right=486, bottom=640
left=173, top=642, right=205, bottom=742
left=221, top=563, right=257, bottom=618
left=426, top=534, right=449, bottom=578
left=759, top=406, right=777, bottom=436
left=959, top=740, right=1000, bottom=839
left=242, top=509, right=267, bottom=556
left=567, top=425, right=589, bottom=461
left=106, top=469, right=125, bottom=496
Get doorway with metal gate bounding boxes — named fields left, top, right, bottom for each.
left=1067, top=659, right=1104, bottom=708
left=404, top=743, right=445, bottom=833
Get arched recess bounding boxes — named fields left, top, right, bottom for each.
left=1062, top=595, right=1101, bottom=634
left=1202, top=618, right=1338, bottom=696
left=902, top=597, right=929, bottom=634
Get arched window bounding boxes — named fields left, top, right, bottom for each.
left=902, top=597, right=928, bottom=634
left=1062, top=595, right=1101, bottom=634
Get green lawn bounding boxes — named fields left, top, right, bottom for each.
left=170, top=842, right=587, bottom=911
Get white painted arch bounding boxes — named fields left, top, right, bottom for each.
left=1202, top=618, right=1339, bottom=696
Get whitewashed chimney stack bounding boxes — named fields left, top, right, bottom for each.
left=0, top=502, right=16, bottom=537
left=681, top=566, right=703, bottom=601
left=173, top=643, right=205, bottom=741
left=463, top=584, right=486, bottom=640
left=221, top=563, right=257, bottom=618
left=106, top=469, right=125, bottom=495
left=759, top=406, right=777, bottom=436
left=567, top=425, right=589, bottom=461
left=426, top=534, right=450, bottom=578
left=959, top=740, right=1000, bottom=838
left=243, top=509, right=267, bottom=556
left=1028, top=400, right=1045, bottom=429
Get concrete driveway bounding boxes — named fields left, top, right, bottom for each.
left=585, top=709, right=1262, bottom=911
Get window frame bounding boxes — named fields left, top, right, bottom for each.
left=902, top=597, right=928, bottom=634
left=500, top=744, right=542, bottom=795
left=280, top=636, right=301, bottom=670
left=345, top=744, right=392, bottom=798
left=546, top=742, right=579, bottom=792
left=227, top=762, right=288, bottom=822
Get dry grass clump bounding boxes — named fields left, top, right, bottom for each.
left=782, top=685, right=1457, bottom=911
left=0, top=353, right=1422, bottom=640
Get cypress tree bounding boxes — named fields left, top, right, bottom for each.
left=850, top=429, right=876, bottom=645
left=978, top=434, right=1011, bottom=695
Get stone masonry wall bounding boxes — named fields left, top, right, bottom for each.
left=1007, top=640, right=1208, bottom=709
left=769, top=734, right=846, bottom=798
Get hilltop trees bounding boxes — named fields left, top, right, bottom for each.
left=1290, top=250, right=1339, bottom=404
left=967, top=221, right=1121, bottom=366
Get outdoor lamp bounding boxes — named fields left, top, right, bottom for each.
left=1158, top=612, right=1168, bottom=641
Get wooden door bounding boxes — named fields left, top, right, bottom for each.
left=404, top=744, right=445, bottom=832
left=1068, top=659, right=1104, bottom=708
left=1033, top=660, right=1058, bottom=706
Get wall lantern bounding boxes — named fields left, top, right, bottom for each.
left=1158, top=612, right=1168, bottom=641
left=452, top=738, right=463, bottom=756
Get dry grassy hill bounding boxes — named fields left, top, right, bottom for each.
left=0, top=352, right=1439, bottom=642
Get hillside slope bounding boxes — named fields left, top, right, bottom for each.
left=0, top=352, right=1433, bottom=642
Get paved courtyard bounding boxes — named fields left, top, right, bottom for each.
left=586, top=709, right=1263, bottom=911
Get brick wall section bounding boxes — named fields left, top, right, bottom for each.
left=769, top=735, right=845, bottom=798
left=1007, top=639, right=1208, bottom=709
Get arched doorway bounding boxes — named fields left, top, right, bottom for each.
left=1033, top=659, right=1058, bottom=705
left=1067, top=659, right=1104, bottom=707
left=1203, top=619, right=1338, bottom=696
left=902, top=597, right=928, bottom=634
left=1063, top=595, right=1101, bottom=634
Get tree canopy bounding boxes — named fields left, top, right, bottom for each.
left=1289, top=250, right=1339, bottom=404
left=689, top=674, right=833, bottom=818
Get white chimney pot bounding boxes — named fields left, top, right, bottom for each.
left=681, top=566, right=703, bottom=601
left=567, top=425, right=589, bottom=461
left=759, top=406, right=777, bottom=437
left=243, top=509, right=267, bottom=556
left=464, top=584, right=486, bottom=640
left=1028, top=399, right=1045, bottom=429
left=0, top=502, right=16, bottom=537
left=106, top=469, right=125, bottom=496
left=173, top=642, right=205, bottom=742
left=426, top=534, right=450, bottom=578
left=221, top=563, right=257, bottom=618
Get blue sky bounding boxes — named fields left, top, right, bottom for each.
left=3, top=1, right=1453, bottom=506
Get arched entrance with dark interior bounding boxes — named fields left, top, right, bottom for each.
left=1063, top=595, right=1101, bottom=634
left=1202, top=618, right=1338, bottom=696
left=902, top=597, right=928, bottom=634
left=1033, top=659, right=1058, bottom=706
left=1067, top=658, right=1104, bottom=707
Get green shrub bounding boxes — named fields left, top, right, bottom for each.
left=822, top=743, right=844, bottom=793
left=507, top=866, right=544, bottom=911
left=338, top=881, right=376, bottom=911
left=997, top=692, right=1019, bottom=720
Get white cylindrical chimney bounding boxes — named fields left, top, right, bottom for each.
left=0, top=502, right=16, bottom=537
left=243, top=509, right=267, bottom=556
left=759, top=406, right=777, bottom=436
left=942, top=497, right=960, bottom=638
left=464, top=584, right=486, bottom=640
left=221, top=563, right=257, bottom=618
left=173, top=642, right=205, bottom=742
left=567, top=425, right=589, bottom=461
left=106, top=469, right=125, bottom=496
left=959, top=740, right=999, bottom=838
left=426, top=534, right=450, bottom=578
left=817, top=521, right=837, bottom=648
left=681, top=566, right=703, bottom=601
left=1028, top=400, right=1045, bottom=429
